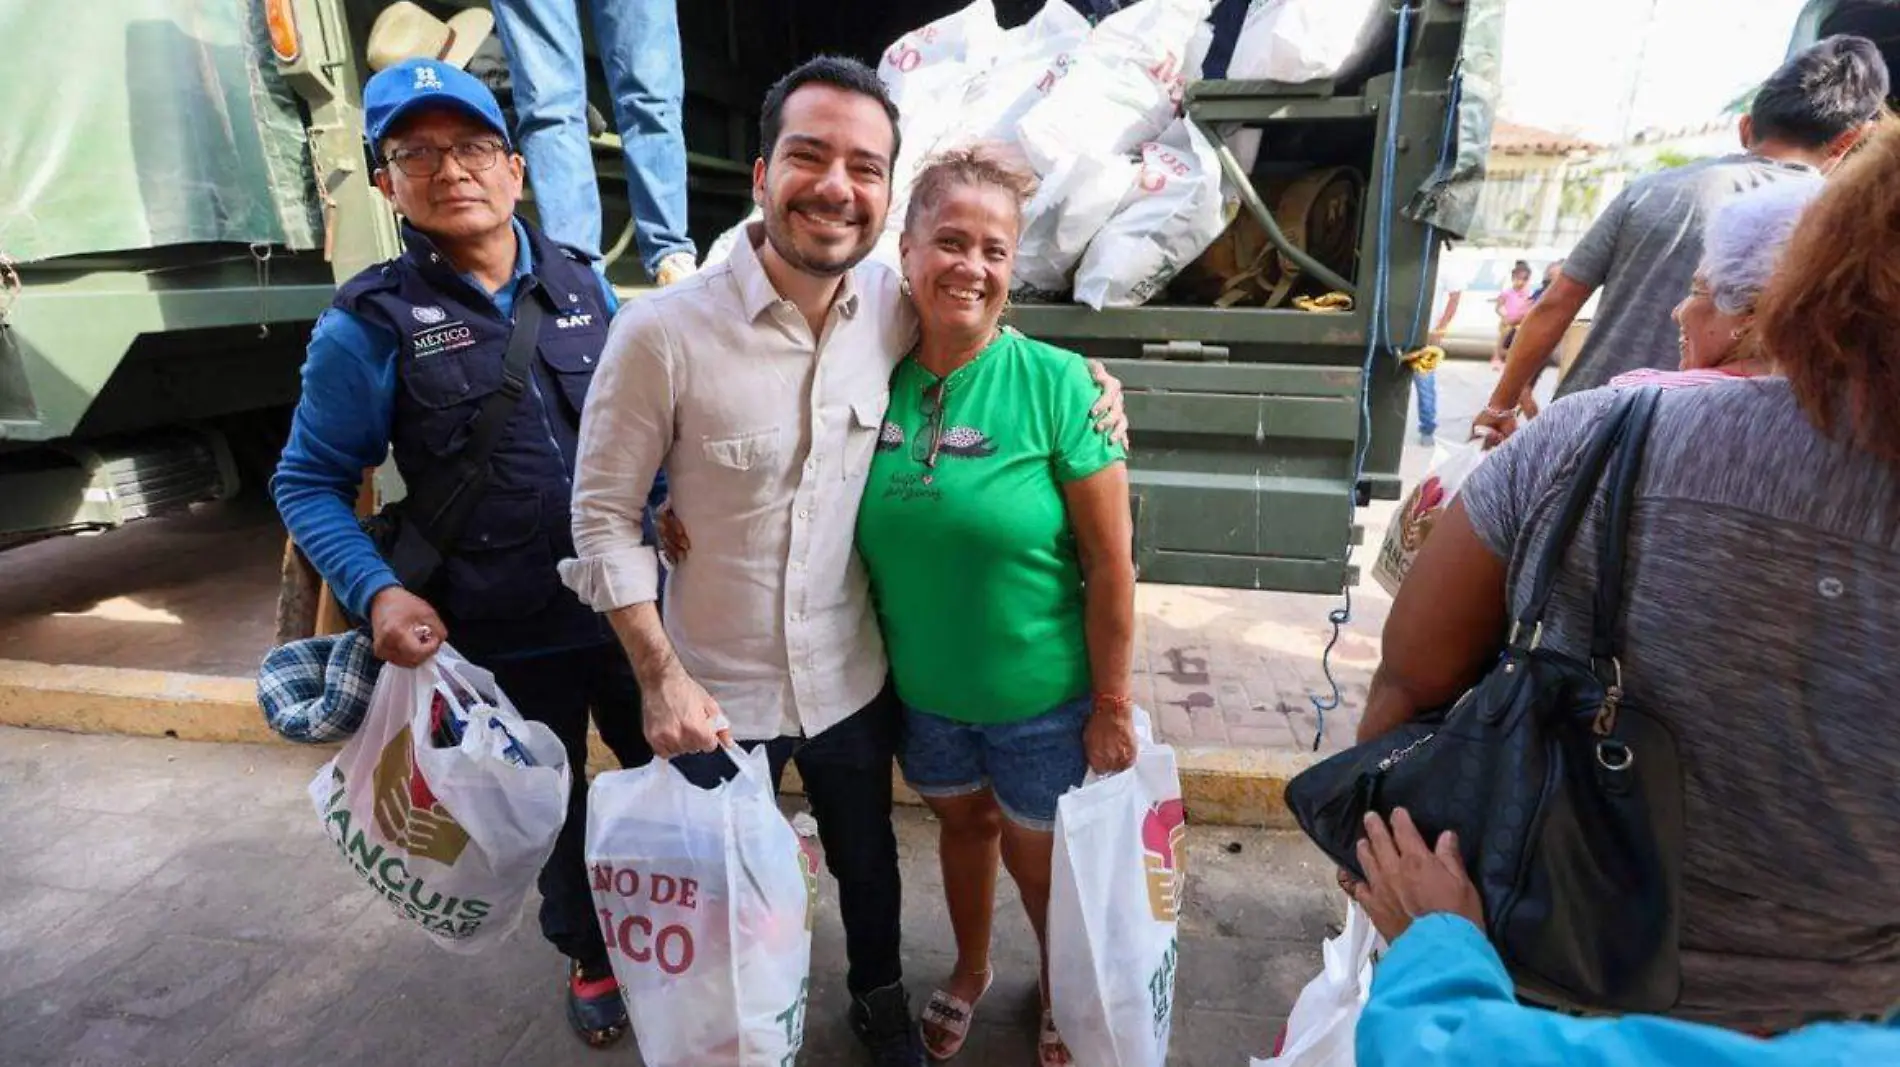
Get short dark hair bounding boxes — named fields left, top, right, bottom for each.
left=1511, top=259, right=1532, bottom=276
left=1749, top=35, right=1890, bottom=148
left=759, top=55, right=902, bottom=165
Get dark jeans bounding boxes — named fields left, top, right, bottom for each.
left=489, top=642, right=653, bottom=970
left=672, top=686, right=906, bottom=999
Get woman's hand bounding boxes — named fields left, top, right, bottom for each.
left=1346, top=808, right=1484, bottom=943
left=656, top=501, right=689, bottom=565
left=1083, top=695, right=1138, bottom=774
left=1085, top=359, right=1130, bottom=448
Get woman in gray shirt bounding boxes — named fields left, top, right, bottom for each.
left=1360, top=121, right=1900, bottom=1031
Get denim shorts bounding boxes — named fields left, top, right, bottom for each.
left=899, top=696, right=1091, bottom=832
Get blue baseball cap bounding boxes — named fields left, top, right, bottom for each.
left=364, top=58, right=511, bottom=154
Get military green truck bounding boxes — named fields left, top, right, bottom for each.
left=3, top=0, right=1494, bottom=636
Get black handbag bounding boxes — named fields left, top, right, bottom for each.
left=1285, top=386, right=1687, bottom=1014
left=362, top=290, right=548, bottom=592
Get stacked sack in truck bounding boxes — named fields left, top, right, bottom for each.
left=878, top=0, right=1235, bottom=309
left=704, top=0, right=1400, bottom=308
left=705, top=0, right=1238, bottom=310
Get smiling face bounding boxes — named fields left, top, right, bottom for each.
left=899, top=181, right=1021, bottom=348
left=753, top=83, right=895, bottom=278
left=1672, top=274, right=1748, bottom=369
left=373, top=107, right=522, bottom=243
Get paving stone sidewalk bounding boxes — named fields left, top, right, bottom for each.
left=0, top=726, right=1346, bottom=1067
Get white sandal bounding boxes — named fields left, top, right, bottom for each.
left=921, top=967, right=994, bottom=1061
left=1037, top=1006, right=1073, bottom=1067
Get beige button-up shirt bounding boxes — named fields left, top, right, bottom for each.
left=560, top=224, right=914, bottom=740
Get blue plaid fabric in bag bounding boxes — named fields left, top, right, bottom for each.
left=257, top=630, right=383, bottom=743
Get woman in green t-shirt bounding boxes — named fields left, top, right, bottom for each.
left=856, top=145, right=1138, bottom=1067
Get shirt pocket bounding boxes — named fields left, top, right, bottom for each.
left=843, top=394, right=888, bottom=485
left=699, top=426, right=785, bottom=505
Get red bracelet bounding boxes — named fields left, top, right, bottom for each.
left=1092, top=693, right=1135, bottom=715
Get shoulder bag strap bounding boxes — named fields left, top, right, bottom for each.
left=1512, top=388, right=1644, bottom=644
left=407, top=282, right=548, bottom=548
left=1590, top=385, right=1663, bottom=668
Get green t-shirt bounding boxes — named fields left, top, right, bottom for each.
left=856, top=330, right=1126, bottom=724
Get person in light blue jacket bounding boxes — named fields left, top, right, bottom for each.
left=1347, top=810, right=1900, bottom=1066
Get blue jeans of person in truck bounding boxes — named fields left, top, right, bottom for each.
left=491, top=0, right=695, bottom=275
left=1414, top=369, right=1438, bottom=440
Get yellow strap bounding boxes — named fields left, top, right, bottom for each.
left=1292, top=291, right=1354, bottom=313
left=1401, top=345, right=1446, bottom=373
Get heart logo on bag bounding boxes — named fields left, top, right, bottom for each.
left=372, top=724, right=471, bottom=866
left=1141, top=798, right=1186, bottom=922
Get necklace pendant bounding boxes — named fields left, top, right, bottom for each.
left=921, top=473, right=934, bottom=485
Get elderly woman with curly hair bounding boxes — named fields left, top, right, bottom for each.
left=1360, top=119, right=1900, bottom=1031
left=1608, top=179, right=1825, bottom=389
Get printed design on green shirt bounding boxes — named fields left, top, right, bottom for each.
left=878, top=419, right=999, bottom=462
left=935, top=427, right=996, bottom=458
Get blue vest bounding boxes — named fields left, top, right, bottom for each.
left=333, top=219, right=612, bottom=659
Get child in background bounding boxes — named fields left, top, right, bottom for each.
left=1491, top=260, right=1535, bottom=370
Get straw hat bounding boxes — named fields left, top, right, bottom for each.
left=367, top=1, right=495, bottom=72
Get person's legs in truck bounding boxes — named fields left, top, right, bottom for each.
left=491, top=0, right=606, bottom=259
left=588, top=0, right=696, bottom=283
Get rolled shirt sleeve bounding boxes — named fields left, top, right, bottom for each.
left=560, top=297, right=675, bottom=611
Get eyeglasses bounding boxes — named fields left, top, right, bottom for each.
left=384, top=139, right=508, bottom=178
left=912, top=381, right=947, bottom=470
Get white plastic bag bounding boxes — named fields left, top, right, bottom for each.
left=1228, top=0, right=1387, bottom=84
left=1074, top=118, right=1233, bottom=309
left=1371, top=438, right=1487, bottom=596
left=586, top=748, right=817, bottom=1067
left=1014, top=0, right=1214, bottom=176
left=877, top=0, right=1003, bottom=108
left=1249, top=903, right=1383, bottom=1067
left=879, top=1, right=1005, bottom=213
left=309, top=646, right=570, bottom=952
left=1014, top=151, right=1140, bottom=294
left=944, top=0, right=1092, bottom=147
left=1049, top=712, right=1185, bottom=1067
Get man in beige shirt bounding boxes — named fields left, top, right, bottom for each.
left=560, top=57, right=1123, bottom=1066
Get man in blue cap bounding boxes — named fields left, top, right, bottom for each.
left=271, top=57, right=657, bottom=1048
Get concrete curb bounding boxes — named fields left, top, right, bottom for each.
left=0, top=659, right=1312, bottom=828
left=0, top=660, right=274, bottom=744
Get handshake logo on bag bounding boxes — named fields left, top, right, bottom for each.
left=1396, top=475, right=1449, bottom=555
left=1141, top=798, right=1187, bottom=923
left=373, top=725, right=471, bottom=866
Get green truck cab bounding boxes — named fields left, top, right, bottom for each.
left=2, top=0, right=1484, bottom=623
